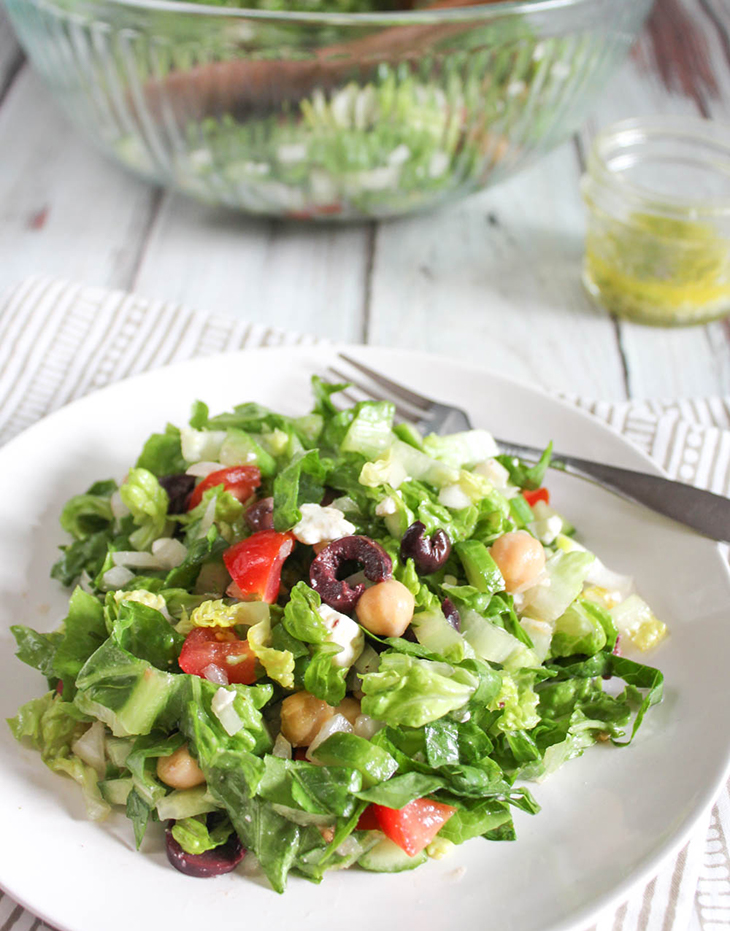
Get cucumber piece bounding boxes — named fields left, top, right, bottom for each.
left=100, top=777, right=134, bottom=807
left=358, top=837, right=427, bottom=873
left=156, top=785, right=219, bottom=821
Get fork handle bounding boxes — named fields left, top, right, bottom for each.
left=497, top=441, right=730, bottom=543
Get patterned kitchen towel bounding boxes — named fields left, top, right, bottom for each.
left=0, top=274, right=727, bottom=931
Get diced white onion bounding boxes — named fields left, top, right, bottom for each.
left=78, top=570, right=95, bottom=593
left=110, top=490, right=130, bottom=519
left=438, top=484, right=473, bottom=510
left=112, top=551, right=163, bottom=569
left=71, top=721, right=107, bottom=779
left=203, top=663, right=229, bottom=685
left=197, top=495, right=218, bottom=538
left=354, top=714, right=383, bottom=740
left=226, top=582, right=245, bottom=600
left=272, top=734, right=292, bottom=759
left=101, top=566, right=135, bottom=590
left=186, top=461, right=222, bottom=478
left=305, top=713, right=353, bottom=761
left=211, top=687, right=243, bottom=736
left=151, top=537, right=188, bottom=569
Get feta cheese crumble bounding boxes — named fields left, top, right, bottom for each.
left=375, top=496, right=398, bottom=517
left=292, top=503, right=356, bottom=545
left=317, top=604, right=364, bottom=668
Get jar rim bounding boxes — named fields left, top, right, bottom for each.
left=587, top=116, right=730, bottom=220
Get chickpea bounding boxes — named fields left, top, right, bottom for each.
left=156, top=744, right=205, bottom=790
left=355, top=579, right=415, bottom=637
left=280, top=692, right=362, bottom=747
left=280, top=691, right=335, bottom=747
left=490, top=530, right=546, bottom=593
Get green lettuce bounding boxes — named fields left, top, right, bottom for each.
left=135, top=425, right=187, bottom=477
left=360, top=653, right=478, bottom=727
left=273, top=449, right=329, bottom=531
left=8, top=692, right=109, bottom=820
left=119, top=468, right=170, bottom=551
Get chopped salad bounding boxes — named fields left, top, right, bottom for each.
left=8, top=378, right=665, bottom=891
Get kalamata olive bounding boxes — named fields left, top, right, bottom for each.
left=165, top=823, right=245, bottom=878
left=442, top=597, right=461, bottom=631
left=310, top=535, right=392, bottom=612
left=245, top=496, right=274, bottom=532
left=400, top=521, right=452, bottom=574
left=159, top=473, right=196, bottom=514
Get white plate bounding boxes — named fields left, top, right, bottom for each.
left=1, top=346, right=728, bottom=931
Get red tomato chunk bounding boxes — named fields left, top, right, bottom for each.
left=522, top=487, right=549, bottom=507
left=223, top=530, right=295, bottom=604
left=188, top=466, right=261, bottom=511
left=370, top=799, right=456, bottom=857
left=178, top=628, right=256, bottom=685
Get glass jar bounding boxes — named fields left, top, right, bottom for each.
left=581, top=116, right=730, bottom=326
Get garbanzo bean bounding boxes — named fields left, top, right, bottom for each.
left=280, top=691, right=335, bottom=747
left=355, top=579, right=415, bottom=638
left=156, top=744, right=205, bottom=789
left=490, top=530, right=546, bottom=593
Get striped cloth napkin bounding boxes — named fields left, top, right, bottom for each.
left=0, top=275, right=728, bottom=931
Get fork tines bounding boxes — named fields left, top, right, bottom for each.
left=326, top=364, right=423, bottom=424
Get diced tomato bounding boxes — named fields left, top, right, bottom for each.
left=223, top=530, right=295, bottom=604
left=523, top=487, right=549, bottom=508
left=178, top=627, right=257, bottom=685
left=188, top=466, right=262, bottom=511
left=356, top=805, right=381, bottom=831
left=372, top=798, right=456, bottom=857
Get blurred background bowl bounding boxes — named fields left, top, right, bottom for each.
left=3, top=0, right=653, bottom=219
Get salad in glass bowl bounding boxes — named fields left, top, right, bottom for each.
left=4, top=0, right=652, bottom=218
left=7, top=378, right=664, bottom=891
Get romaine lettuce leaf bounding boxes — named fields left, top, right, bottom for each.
left=8, top=692, right=109, bottom=820
left=360, top=653, right=478, bottom=727
left=273, top=449, right=329, bottom=531
left=120, top=468, right=171, bottom=551
left=135, top=425, right=187, bottom=477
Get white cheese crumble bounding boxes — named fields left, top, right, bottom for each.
left=317, top=604, right=364, bottom=669
left=473, top=458, right=519, bottom=497
left=375, top=496, right=398, bottom=517
left=292, top=503, right=356, bottom=546
left=529, top=514, right=563, bottom=546
left=211, top=687, right=243, bottom=736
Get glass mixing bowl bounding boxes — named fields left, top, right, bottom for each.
left=4, top=0, right=652, bottom=219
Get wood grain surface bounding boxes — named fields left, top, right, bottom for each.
left=1, top=0, right=729, bottom=400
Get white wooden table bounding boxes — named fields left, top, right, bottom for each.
left=1, top=0, right=729, bottom=401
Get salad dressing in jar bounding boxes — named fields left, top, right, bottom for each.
left=581, top=117, right=730, bottom=326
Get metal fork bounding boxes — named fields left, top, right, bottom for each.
left=331, top=352, right=730, bottom=544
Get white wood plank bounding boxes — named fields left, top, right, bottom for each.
left=367, top=146, right=628, bottom=399
left=132, top=196, right=370, bottom=342
left=579, top=0, right=730, bottom=400
left=0, top=69, right=159, bottom=295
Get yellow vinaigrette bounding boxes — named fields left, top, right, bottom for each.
left=583, top=209, right=730, bottom=325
